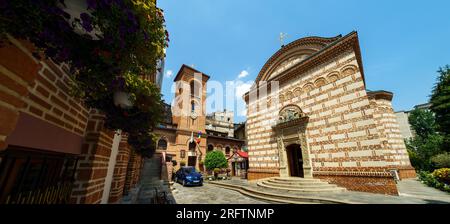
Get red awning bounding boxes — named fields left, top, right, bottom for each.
left=237, top=151, right=248, bottom=158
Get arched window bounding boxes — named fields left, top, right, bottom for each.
left=157, top=139, right=167, bottom=150
left=207, top=144, right=214, bottom=152
left=191, top=101, right=196, bottom=112
left=190, top=81, right=200, bottom=97
left=225, top=146, right=231, bottom=156
left=189, top=141, right=196, bottom=151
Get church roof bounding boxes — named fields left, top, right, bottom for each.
left=244, top=31, right=366, bottom=101
left=173, top=64, right=210, bottom=82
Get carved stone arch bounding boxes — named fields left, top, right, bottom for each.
left=340, top=64, right=358, bottom=76
left=293, top=87, right=302, bottom=97
left=314, top=77, right=327, bottom=88
left=302, top=82, right=314, bottom=92
left=327, top=71, right=340, bottom=83
left=285, top=91, right=293, bottom=100
left=278, top=104, right=305, bottom=122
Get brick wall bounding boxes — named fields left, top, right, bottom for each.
left=314, top=173, right=399, bottom=195
left=0, top=38, right=41, bottom=150
left=1, top=37, right=145, bottom=204
left=70, top=111, right=115, bottom=204
left=108, top=135, right=132, bottom=203
left=247, top=50, right=390, bottom=173
left=247, top=169, right=280, bottom=181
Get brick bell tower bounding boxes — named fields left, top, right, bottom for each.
left=172, top=64, right=209, bottom=170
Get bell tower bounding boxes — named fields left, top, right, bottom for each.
left=171, top=64, right=209, bottom=169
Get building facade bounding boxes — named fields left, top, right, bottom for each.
left=244, top=32, right=415, bottom=195
left=395, top=103, right=432, bottom=140
left=0, top=38, right=150, bottom=204
left=154, top=65, right=245, bottom=175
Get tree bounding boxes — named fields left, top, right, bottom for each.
left=408, top=108, right=437, bottom=139
left=406, top=108, right=443, bottom=171
left=204, top=151, right=228, bottom=171
left=430, top=65, right=450, bottom=151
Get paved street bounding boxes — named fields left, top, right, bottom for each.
left=172, top=182, right=268, bottom=204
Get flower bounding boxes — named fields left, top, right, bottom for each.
left=80, top=13, right=93, bottom=32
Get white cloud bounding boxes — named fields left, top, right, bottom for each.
left=165, top=70, right=173, bottom=78
left=235, top=82, right=252, bottom=98
left=237, top=70, right=249, bottom=79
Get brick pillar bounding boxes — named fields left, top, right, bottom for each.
left=70, top=110, right=114, bottom=204
left=108, top=135, right=131, bottom=203
left=0, top=38, right=41, bottom=150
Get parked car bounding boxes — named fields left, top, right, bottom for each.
left=174, top=166, right=203, bottom=186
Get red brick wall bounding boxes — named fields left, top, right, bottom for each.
left=108, top=135, right=132, bottom=203
left=1, top=38, right=145, bottom=204
left=0, top=38, right=41, bottom=150
left=315, top=173, right=399, bottom=195
left=398, top=166, right=417, bottom=180
left=70, top=111, right=115, bottom=204
left=247, top=169, right=280, bottom=180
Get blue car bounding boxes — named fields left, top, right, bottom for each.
left=174, top=166, right=203, bottom=186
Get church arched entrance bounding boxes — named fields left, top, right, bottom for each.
left=286, top=144, right=304, bottom=177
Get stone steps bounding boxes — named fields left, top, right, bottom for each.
left=257, top=177, right=346, bottom=193
left=208, top=182, right=353, bottom=204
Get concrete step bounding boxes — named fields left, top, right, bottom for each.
left=208, top=182, right=353, bottom=204
left=263, top=181, right=340, bottom=189
left=267, top=179, right=331, bottom=186
left=256, top=177, right=347, bottom=193
left=271, top=177, right=324, bottom=183
left=257, top=181, right=346, bottom=193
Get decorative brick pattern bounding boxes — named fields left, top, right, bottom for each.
left=245, top=33, right=413, bottom=195
left=314, top=174, right=399, bottom=195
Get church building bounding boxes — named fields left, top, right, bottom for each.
left=244, top=31, right=415, bottom=195
left=154, top=65, right=245, bottom=174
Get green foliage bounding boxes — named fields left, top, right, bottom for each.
left=204, top=151, right=228, bottom=171
left=406, top=133, right=444, bottom=171
left=431, top=153, right=450, bottom=169
left=179, top=161, right=186, bottom=167
left=406, top=108, right=444, bottom=171
left=430, top=65, right=450, bottom=151
left=418, top=171, right=450, bottom=193
left=408, top=108, right=437, bottom=139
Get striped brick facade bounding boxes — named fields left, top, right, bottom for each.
left=244, top=32, right=415, bottom=195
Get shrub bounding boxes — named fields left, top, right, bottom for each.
left=432, top=168, right=450, bottom=185
left=179, top=161, right=186, bottom=167
left=418, top=170, right=450, bottom=193
left=204, top=151, right=228, bottom=171
left=431, top=153, right=450, bottom=169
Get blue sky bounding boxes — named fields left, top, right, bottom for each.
left=158, top=0, right=450, bottom=123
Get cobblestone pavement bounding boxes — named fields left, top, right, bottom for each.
left=172, top=182, right=268, bottom=204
